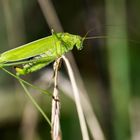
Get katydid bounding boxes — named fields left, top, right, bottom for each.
left=0, top=32, right=84, bottom=75
left=0, top=31, right=86, bottom=125
left=0, top=30, right=137, bottom=76
left=0, top=31, right=138, bottom=126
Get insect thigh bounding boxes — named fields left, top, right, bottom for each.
left=16, top=53, right=55, bottom=75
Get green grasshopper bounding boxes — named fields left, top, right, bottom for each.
left=0, top=31, right=86, bottom=125
left=0, top=32, right=84, bottom=75
left=0, top=31, right=136, bottom=126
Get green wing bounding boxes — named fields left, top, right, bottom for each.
left=0, top=34, right=61, bottom=63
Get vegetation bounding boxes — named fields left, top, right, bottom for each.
left=0, top=0, right=140, bottom=140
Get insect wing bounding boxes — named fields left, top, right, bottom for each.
left=0, top=35, right=58, bottom=63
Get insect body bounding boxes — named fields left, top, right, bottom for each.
left=0, top=33, right=83, bottom=75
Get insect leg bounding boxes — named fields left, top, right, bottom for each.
left=15, top=61, right=49, bottom=75
left=16, top=55, right=55, bottom=75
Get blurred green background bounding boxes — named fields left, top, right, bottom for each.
left=0, top=0, right=140, bottom=140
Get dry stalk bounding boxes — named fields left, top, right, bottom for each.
left=51, top=58, right=62, bottom=140
left=62, top=55, right=89, bottom=140
left=37, top=0, right=62, bottom=32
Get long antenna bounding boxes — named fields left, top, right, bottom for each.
left=82, top=28, right=98, bottom=42
left=84, top=35, right=140, bottom=46
left=84, top=35, right=107, bottom=40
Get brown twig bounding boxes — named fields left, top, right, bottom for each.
left=37, top=0, right=62, bottom=32
left=51, top=58, right=62, bottom=140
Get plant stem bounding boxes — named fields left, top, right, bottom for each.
left=62, top=55, right=89, bottom=140
left=51, top=58, right=62, bottom=140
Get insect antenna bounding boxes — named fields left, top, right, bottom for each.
left=85, top=35, right=140, bottom=45
left=82, top=28, right=95, bottom=41
left=82, top=28, right=107, bottom=42
left=83, top=28, right=140, bottom=45
left=84, top=35, right=107, bottom=40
